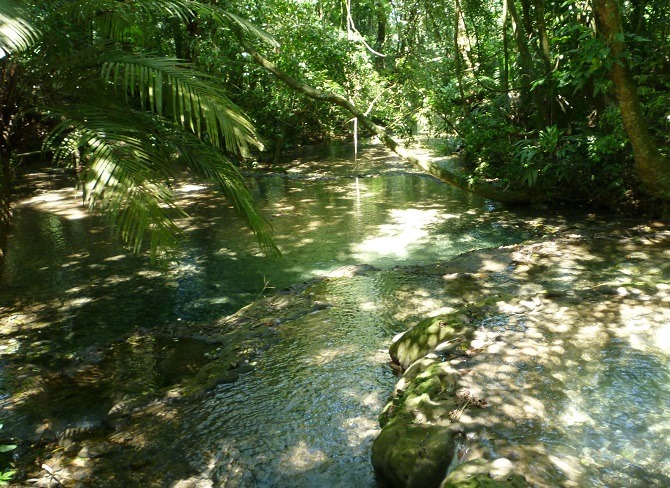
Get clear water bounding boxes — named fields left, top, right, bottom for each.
left=3, top=142, right=667, bottom=487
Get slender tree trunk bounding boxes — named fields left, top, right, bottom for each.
left=520, top=0, right=533, bottom=35
left=234, top=31, right=533, bottom=204
left=453, top=0, right=467, bottom=113
left=374, top=1, right=387, bottom=70
left=593, top=0, right=670, bottom=200
left=501, top=0, right=510, bottom=107
left=506, top=0, right=542, bottom=125
left=533, top=0, right=551, bottom=72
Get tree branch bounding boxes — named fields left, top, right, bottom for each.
left=236, top=31, right=533, bottom=204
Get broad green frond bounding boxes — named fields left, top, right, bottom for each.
left=45, top=103, right=278, bottom=260
left=0, top=0, right=39, bottom=57
left=163, top=130, right=279, bottom=255
left=187, top=5, right=279, bottom=48
left=101, top=53, right=263, bottom=155
left=46, top=105, right=185, bottom=262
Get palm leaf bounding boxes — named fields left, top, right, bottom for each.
left=101, top=53, right=262, bottom=155
left=0, top=0, right=39, bottom=56
left=45, top=102, right=278, bottom=260
left=162, top=129, right=279, bottom=255
left=45, top=104, right=185, bottom=262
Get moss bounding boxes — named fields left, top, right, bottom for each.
left=440, top=460, right=529, bottom=488
left=372, top=419, right=457, bottom=488
left=379, top=359, right=460, bottom=432
left=390, top=314, right=473, bottom=370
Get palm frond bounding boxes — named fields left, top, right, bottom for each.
left=101, top=53, right=262, bottom=155
left=187, top=5, right=278, bottom=48
left=163, top=130, right=279, bottom=255
left=0, top=0, right=39, bottom=57
left=45, top=105, right=185, bottom=262
left=44, top=102, right=278, bottom=260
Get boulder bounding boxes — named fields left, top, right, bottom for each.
left=440, top=459, right=529, bottom=488
left=372, top=420, right=457, bottom=488
left=379, top=358, right=460, bottom=427
left=390, top=314, right=472, bottom=371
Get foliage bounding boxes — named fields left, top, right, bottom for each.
left=0, top=0, right=279, bottom=261
left=3, top=0, right=670, bottom=234
left=0, top=424, right=16, bottom=486
left=0, top=0, right=38, bottom=57
left=458, top=105, right=516, bottom=170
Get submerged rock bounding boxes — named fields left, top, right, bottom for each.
left=440, top=458, right=529, bottom=487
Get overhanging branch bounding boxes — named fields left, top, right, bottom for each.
left=236, top=31, right=533, bottom=204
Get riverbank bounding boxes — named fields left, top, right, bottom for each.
left=372, top=220, right=670, bottom=487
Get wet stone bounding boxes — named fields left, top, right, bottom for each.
left=214, top=371, right=240, bottom=385
left=77, top=442, right=115, bottom=459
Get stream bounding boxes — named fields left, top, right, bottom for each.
left=1, top=141, right=668, bottom=487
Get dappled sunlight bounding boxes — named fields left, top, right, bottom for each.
left=437, top=229, right=670, bottom=487
left=22, top=189, right=88, bottom=220
left=354, top=208, right=444, bottom=260
left=279, top=441, right=328, bottom=472
left=4, top=153, right=668, bottom=487
left=306, top=345, right=356, bottom=365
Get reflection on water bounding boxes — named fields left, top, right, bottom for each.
left=0, top=143, right=533, bottom=359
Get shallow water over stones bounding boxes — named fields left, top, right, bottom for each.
left=403, top=230, right=670, bottom=487
left=3, top=141, right=667, bottom=487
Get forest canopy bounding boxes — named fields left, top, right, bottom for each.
left=1, top=0, right=669, bottom=259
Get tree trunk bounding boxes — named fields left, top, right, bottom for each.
left=501, top=0, right=510, bottom=107
left=0, top=57, right=16, bottom=260
left=453, top=0, right=467, bottom=113
left=533, top=0, right=551, bottom=72
left=235, top=31, right=533, bottom=204
left=506, top=0, right=543, bottom=126
left=593, top=0, right=670, bottom=200
left=374, top=1, right=387, bottom=70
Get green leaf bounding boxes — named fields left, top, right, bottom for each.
left=0, top=0, right=39, bottom=56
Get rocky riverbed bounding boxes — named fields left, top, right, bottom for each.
left=2, top=220, right=669, bottom=487
left=372, top=220, right=670, bottom=487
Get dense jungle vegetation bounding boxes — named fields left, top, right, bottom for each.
left=1, top=0, right=669, bottom=260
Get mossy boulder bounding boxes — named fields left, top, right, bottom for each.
left=441, top=459, right=529, bottom=488
left=372, top=419, right=457, bottom=488
left=379, top=358, right=460, bottom=427
left=390, top=314, right=472, bottom=371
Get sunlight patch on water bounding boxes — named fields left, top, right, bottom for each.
left=655, top=324, right=670, bottom=352
left=280, top=441, right=327, bottom=473
left=353, top=208, right=446, bottom=260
